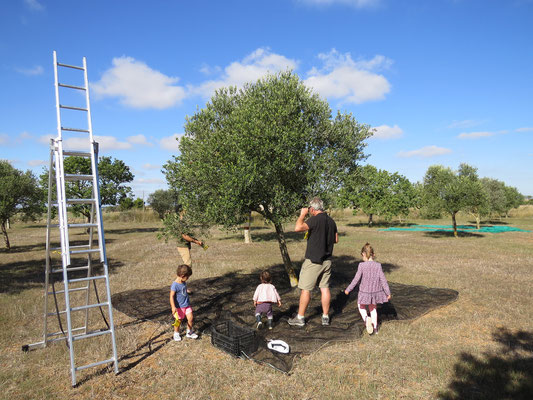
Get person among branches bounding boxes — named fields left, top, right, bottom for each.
left=288, top=197, right=338, bottom=327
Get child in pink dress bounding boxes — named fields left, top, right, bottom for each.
left=344, top=243, right=391, bottom=335
left=253, top=271, right=282, bottom=330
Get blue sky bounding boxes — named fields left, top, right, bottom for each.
left=1, top=0, right=532, bottom=200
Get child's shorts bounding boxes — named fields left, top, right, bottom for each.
left=255, top=302, right=273, bottom=318
left=175, top=306, right=193, bottom=320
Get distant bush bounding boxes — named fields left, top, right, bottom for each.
left=103, top=209, right=160, bottom=223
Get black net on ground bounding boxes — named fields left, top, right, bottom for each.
left=112, top=260, right=458, bottom=373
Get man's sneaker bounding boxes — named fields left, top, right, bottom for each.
left=185, top=330, right=198, bottom=339
left=373, top=325, right=379, bottom=335
left=256, top=321, right=263, bottom=329
left=321, top=315, right=330, bottom=326
left=173, top=332, right=181, bottom=342
left=287, top=315, right=305, bottom=327
left=365, top=317, right=374, bottom=335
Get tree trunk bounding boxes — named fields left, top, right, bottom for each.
left=476, top=215, right=480, bottom=230
left=243, top=212, right=252, bottom=244
left=273, top=221, right=298, bottom=287
left=368, top=213, right=373, bottom=227
left=452, top=212, right=458, bottom=238
left=1, top=221, right=11, bottom=250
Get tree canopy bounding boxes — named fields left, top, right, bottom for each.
left=164, top=71, right=372, bottom=285
left=147, top=189, right=181, bottom=219
left=340, top=165, right=416, bottom=226
left=40, top=156, right=134, bottom=221
left=0, top=160, right=43, bottom=250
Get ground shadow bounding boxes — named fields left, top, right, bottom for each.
left=0, top=256, right=125, bottom=295
left=0, top=237, right=116, bottom=254
left=423, top=231, right=485, bottom=239
left=104, top=227, right=160, bottom=235
left=438, top=328, right=533, bottom=399
left=112, top=261, right=458, bottom=373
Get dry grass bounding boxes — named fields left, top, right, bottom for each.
left=1, top=212, right=532, bottom=399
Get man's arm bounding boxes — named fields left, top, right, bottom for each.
left=181, top=233, right=203, bottom=246
left=294, top=208, right=310, bottom=232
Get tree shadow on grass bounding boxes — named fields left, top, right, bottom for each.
left=112, top=260, right=457, bottom=373
left=0, top=256, right=125, bottom=294
left=438, top=328, right=533, bottom=400
left=104, top=227, right=160, bottom=235
left=0, top=237, right=116, bottom=254
left=423, top=231, right=485, bottom=239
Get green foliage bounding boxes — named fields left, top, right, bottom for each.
left=147, top=189, right=181, bottom=219
left=480, top=178, right=523, bottom=218
left=0, top=160, right=43, bottom=249
left=340, top=165, right=416, bottom=225
left=163, top=71, right=371, bottom=281
left=40, top=156, right=134, bottom=220
left=158, top=212, right=208, bottom=244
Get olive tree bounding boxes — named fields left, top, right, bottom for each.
left=164, top=71, right=372, bottom=285
left=0, top=160, right=43, bottom=250
left=340, top=165, right=416, bottom=226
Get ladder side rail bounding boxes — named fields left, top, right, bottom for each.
left=42, top=143, right=56, bottom=347
left=83, top=202, right=97, bottom=335
left=53, top=51, right=63, bottom=142
left=83, top=57, right=94, bottom=143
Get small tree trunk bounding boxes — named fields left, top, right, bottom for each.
left=243, top=212, right=252, bottom=244
left=475, top=215, right=481, bottom=230
left=452, top=212, right=458, bottom=238
left=368, top=214, right=373, bottom=227
left=273, top=221, right=298, bottom=287
left=1, top=221, right=11, bottom=250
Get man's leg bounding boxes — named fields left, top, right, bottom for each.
left=320, top=287, right=331, bottom=315
left=298, top=289, right=311, bottom=316
left=177, top=247, right=191, bottom=266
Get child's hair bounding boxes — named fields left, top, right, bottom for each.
left=259, top=270, right=272, bottom=284
left=361, top=242, right=375, bottom=259
left=176, top=264, right=192, bottom=278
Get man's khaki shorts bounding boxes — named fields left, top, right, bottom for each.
left=177, top=246, right=191, bottom=266
left=298, top=258, right=332, bottom=291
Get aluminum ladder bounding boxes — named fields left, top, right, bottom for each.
left=23, top=51, right=119, bottom=386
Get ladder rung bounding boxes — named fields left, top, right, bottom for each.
left=70, top=249, right=100, bottom=255
left=51, top=245, right=93, bottom=251
left=50, top=223, right=98, bottom=228
left=65, top=174, right=93, bottom=181
left=50, top=265, right=90, bottom=274
left=60, top=104, right=88, bottom=111
left=63, top=150, right=91, bottom=157
left=58, top=83, right=86, bottom=90
left=72, top=329, right=112, bottom=342
left=71, top=301, right=109, bottom=312
left=69, top=275, right=106, bottom=284
left=47, top=327, right=86, bottom=338
left=48, top=285, right=89, bottom=293
left=61, top=127, right=90, bottom=133
left=75, top=357, right=115, bottom=372
left=57, top=62, right=84, bottom=71
left=66, top=198, right=96, bottom=204
left=47, top=310, right=67, bottom=316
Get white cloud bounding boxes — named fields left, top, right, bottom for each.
left=92, top=56, right=187, bottom=109
left=19, top=131, right=33, bottom=139
left=0, top=134, right=8, bottom=145
left=28, top=160, right=47, bottom=167
left=136, top=178, right=166, bottom=184
left=160, top=134, right=183, bottom=152
left=143, top=163, right=162, bottom=170
left=447, top=119, right=486, bottom=129
left=127, top=134, right=153, bottom=146
left=371, top=124, right=403, bottom=140
left=15, top=65, right=44, bottom=76
left=304, top=49, right=391, bottom=104
left=39, top=134, right=132, bottom=151
left=457, top=131, right=496, bottom=139
left=24, top=0, right=44, bottom=11
left=516, top=127, right=533, bottom=132
left=298, top=0, right=380, bottom=8
left=397, top=145, right=452, bottom=158
left=193, top=48, right=299, bottom=98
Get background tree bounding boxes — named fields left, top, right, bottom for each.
left=422, top=164, right=474, bottom=237
left=0, top=161, right=43, bottom=250
left=164, top=71, right=372, bottom=286
left=457, top=164, right=489, bottom=229
left=503, top=185, right=523, bottom=217
left=340, top=165, right=416, bottom=226
left=40, top=156, right=134, bottom=221
left=147, top=189, right=181, bottom=219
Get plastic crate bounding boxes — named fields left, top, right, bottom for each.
left=211, top=320, right=258, bottom=357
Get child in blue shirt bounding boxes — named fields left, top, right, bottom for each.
left=170, top=264, right=198, bottom=341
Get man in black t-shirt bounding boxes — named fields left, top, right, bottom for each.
left=288, top=197, right=338, bottom=327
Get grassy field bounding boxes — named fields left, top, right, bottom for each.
left=1, top=209, right=532, bottom=399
